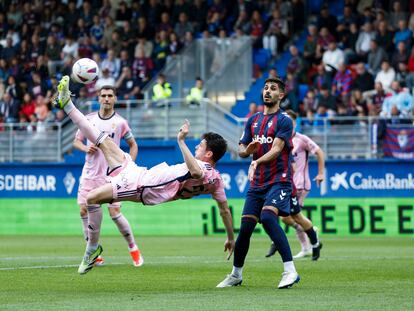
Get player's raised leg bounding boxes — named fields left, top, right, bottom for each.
left=108, top=205, right=144, bottom=267
left=55, top=75, right=125, bottom=170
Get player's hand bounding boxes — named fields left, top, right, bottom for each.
left=86, top=145, right=98, bottom=154
left=177, top=119, right=190, bottom=141
left=245, top=141, right=259, bottom=155
left=314, top=173, right=324, bottom=187
left=248, top=160, right=257, bottom=182
left=224, top=239, right=235, bottom=260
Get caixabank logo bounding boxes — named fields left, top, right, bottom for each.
left=330, top=171, right=414, bottom=191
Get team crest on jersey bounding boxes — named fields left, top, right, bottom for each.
left=253, top=122, right=258, bottom=128
left=112, top=123, right=117, bottom=130
left=268, top=120, right=273, bottom=128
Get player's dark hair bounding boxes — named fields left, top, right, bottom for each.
left=264, top=77, right=286, bottom=93
left=202, top=132, right=227, bottom=163
left=286, top=109, right=298, bottom=120
left=99, top=85, right=117, bottom=96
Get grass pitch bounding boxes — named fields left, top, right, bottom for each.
left=0, top=236, right=413, bottom=311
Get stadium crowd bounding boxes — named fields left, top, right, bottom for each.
left=0, top=0, right=304, bottom=131
left=281, top=0, right=414, bottom=125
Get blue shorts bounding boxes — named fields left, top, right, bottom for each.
left=242, top=182, right=292, bottom=218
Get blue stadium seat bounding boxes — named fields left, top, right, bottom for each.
left=299, top=84, right=309, bottom=101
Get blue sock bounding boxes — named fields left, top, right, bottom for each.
left=233, top=218, right=257, bottom=268
left=260, top=210, right=293, bottom=262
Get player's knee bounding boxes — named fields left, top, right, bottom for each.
left=108, top=207, right=120, bottom=217
left=79, top=206, right=88, bottom=217
left=237, top=215, right=257, bottom=237
left=260, top=208, right=278, bottom=226
left=86, top=191, right=99, bottom=205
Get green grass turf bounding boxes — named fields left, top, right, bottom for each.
left=0, top=236, right=413, bottom=311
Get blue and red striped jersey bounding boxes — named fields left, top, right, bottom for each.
left=240, top=109, right=293, bottom=188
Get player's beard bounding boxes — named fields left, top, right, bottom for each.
left=263, top=99, right=278, bottom=108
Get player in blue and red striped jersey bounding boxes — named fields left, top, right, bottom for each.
left=217, top=77, right=300, bottom=289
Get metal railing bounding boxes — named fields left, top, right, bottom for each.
left=142, top=36, right=252, bottom=106
left=1, top=100, right=413, bottom=163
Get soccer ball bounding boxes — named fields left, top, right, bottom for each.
left=72, top=58, right=99, bottom=84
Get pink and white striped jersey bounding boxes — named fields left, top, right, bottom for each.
left=111, top=158, right=227, bottom=205
left=292, top=132, right=320, bottom=191
left=76, top=112, right=133, bottom=180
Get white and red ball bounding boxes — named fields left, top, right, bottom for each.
left=72, top=58, right=99, bottom=84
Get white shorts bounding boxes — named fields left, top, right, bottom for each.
left=78, top=177, right=121, bottom=208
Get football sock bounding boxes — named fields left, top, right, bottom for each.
left=81, top=215, right=88, bottom=241
left=86, top=204, right=102, bottom=247
left=231, top=266, right=243, bottom=278
left=283, top=261, right=297, bottom=274
left=111, top=213, right=136, bottom=248
left=233, top=217, right=257, bottom=268
left=305, top=227, right=318, bottom=246
left=294, top=223, right=311, bottom=251
left=260, top=210, right=293, bottom=262
left=64, top=101, right=107, bottom=146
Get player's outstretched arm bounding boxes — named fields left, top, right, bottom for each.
left=217, top=201, right=235, bottom=260
left=126, top=137, right=138, bottom=161
left=238, top=141, right=259, bottom=158
left=73, top=138, right=98, bottom=155
left=177, top=119, right=203, bottom=179
left=314, top=148, right=325, bottom=186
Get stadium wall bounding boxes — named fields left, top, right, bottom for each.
left=0, top=161, right=413, bottom=236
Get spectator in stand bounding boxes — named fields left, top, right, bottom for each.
left=315, top=85, right=337, bottom=116
left=157, top=12, right=173, bottom=35
left=268, top=68, right=278, bottom=79
left=367, top=39, right=388, bottom=75
left=45, top=35, right=63, bottom=77
left=5, top=75, right=21, bottom=100
left=391, top=41, right=409, bottom=69
left=381, top=81, right=414, bottom=117
left=116, top=1, right=132, bottom=22
left=172, top=0, right=191, bottom=25
left=245, top=101, right=258, bottom=118
left=34, top=96, right=55, bottom=132
left=115, top=67, right=141, bottom=100
left=61, top=35, right=78, bottom=61
left=355, top=22, right=376, bottom=62
left=101, top=49, right=121, bottom=80
left=317, top=5, right=338, bottom=37
left=174, top=12, right=193, bottom=40
left=338, top=5, right=358, bottom=27
left=332, top=63, right=353, bottom=100
left=322, top=41, right=345, bottom=73
left=90, top=15, right=104, bottom=44
left=375, top=60, right=396, bottom=91
left=153, top=30, right=169, bottom=70
left=168, top=32, right=182, bottom=60
left=19, top=93, right=36, bottom=122
left=135, top=36, right=154, bottom=59
left=28, top=71, right=48, bottom=98
left=317, top=27, right=335, bottom=54
left=349, top=89, right=368, bottom=117
left=152, top=74, right=172, bottom=104
left=233, top=10, right=250, bottom=35
left=389, top=1, right=409, bottom=31
left=353, top=62, right=375, bottom=92
left=95, top=67, right=116, bottom=91
left=393, top=19, right=412, bottom=47
left=303, top=88, right=317, bottom=118
left=0, top=92, right=20, bottom=123
left=365, top=82, right=386, bottom=116
left=102, top=16, right=116, bottom=50
left=287, top=45, right=305, bottom=83
left=135, top=17, right=155, bottom=42
left=303, top=24, right=321, bottom=66
left=186, top=77, right=204, bottom=107
left=249, top=10, right=264, bottom=49
left=0, top=59, right=9, bottom=82
left=132, top=48, right=154, bottom=85
left=183, top=31, right=194, bottom=48
left=291, top=0, right=305, bottom=34
left=313, top=64, right=332, bottom=92
left=119, top=50, right=131, bottom=70
left=263, top=9, right=286, bottom=58
left=395, top=62, right=410, bottom=87
left=376, top=21, right=394, bottom=54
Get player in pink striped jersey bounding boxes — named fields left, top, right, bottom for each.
left=266, top=110, right=324, bottom=260
left=54, top=75, right=234, bottom=275
left=74, top=85, right=142, bottom=267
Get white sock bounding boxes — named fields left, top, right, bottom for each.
left=231, top=266, right=243, bottom=278
left=63, top=99, right=75, bottom=114
left=84, top=243, right=98, bottom=260
left=283, top=261, right=296, bottom=274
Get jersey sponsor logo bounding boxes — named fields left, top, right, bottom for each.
left=330, top=171, right=414, bottom=191
left=253, top=134, right=273, bottom=144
